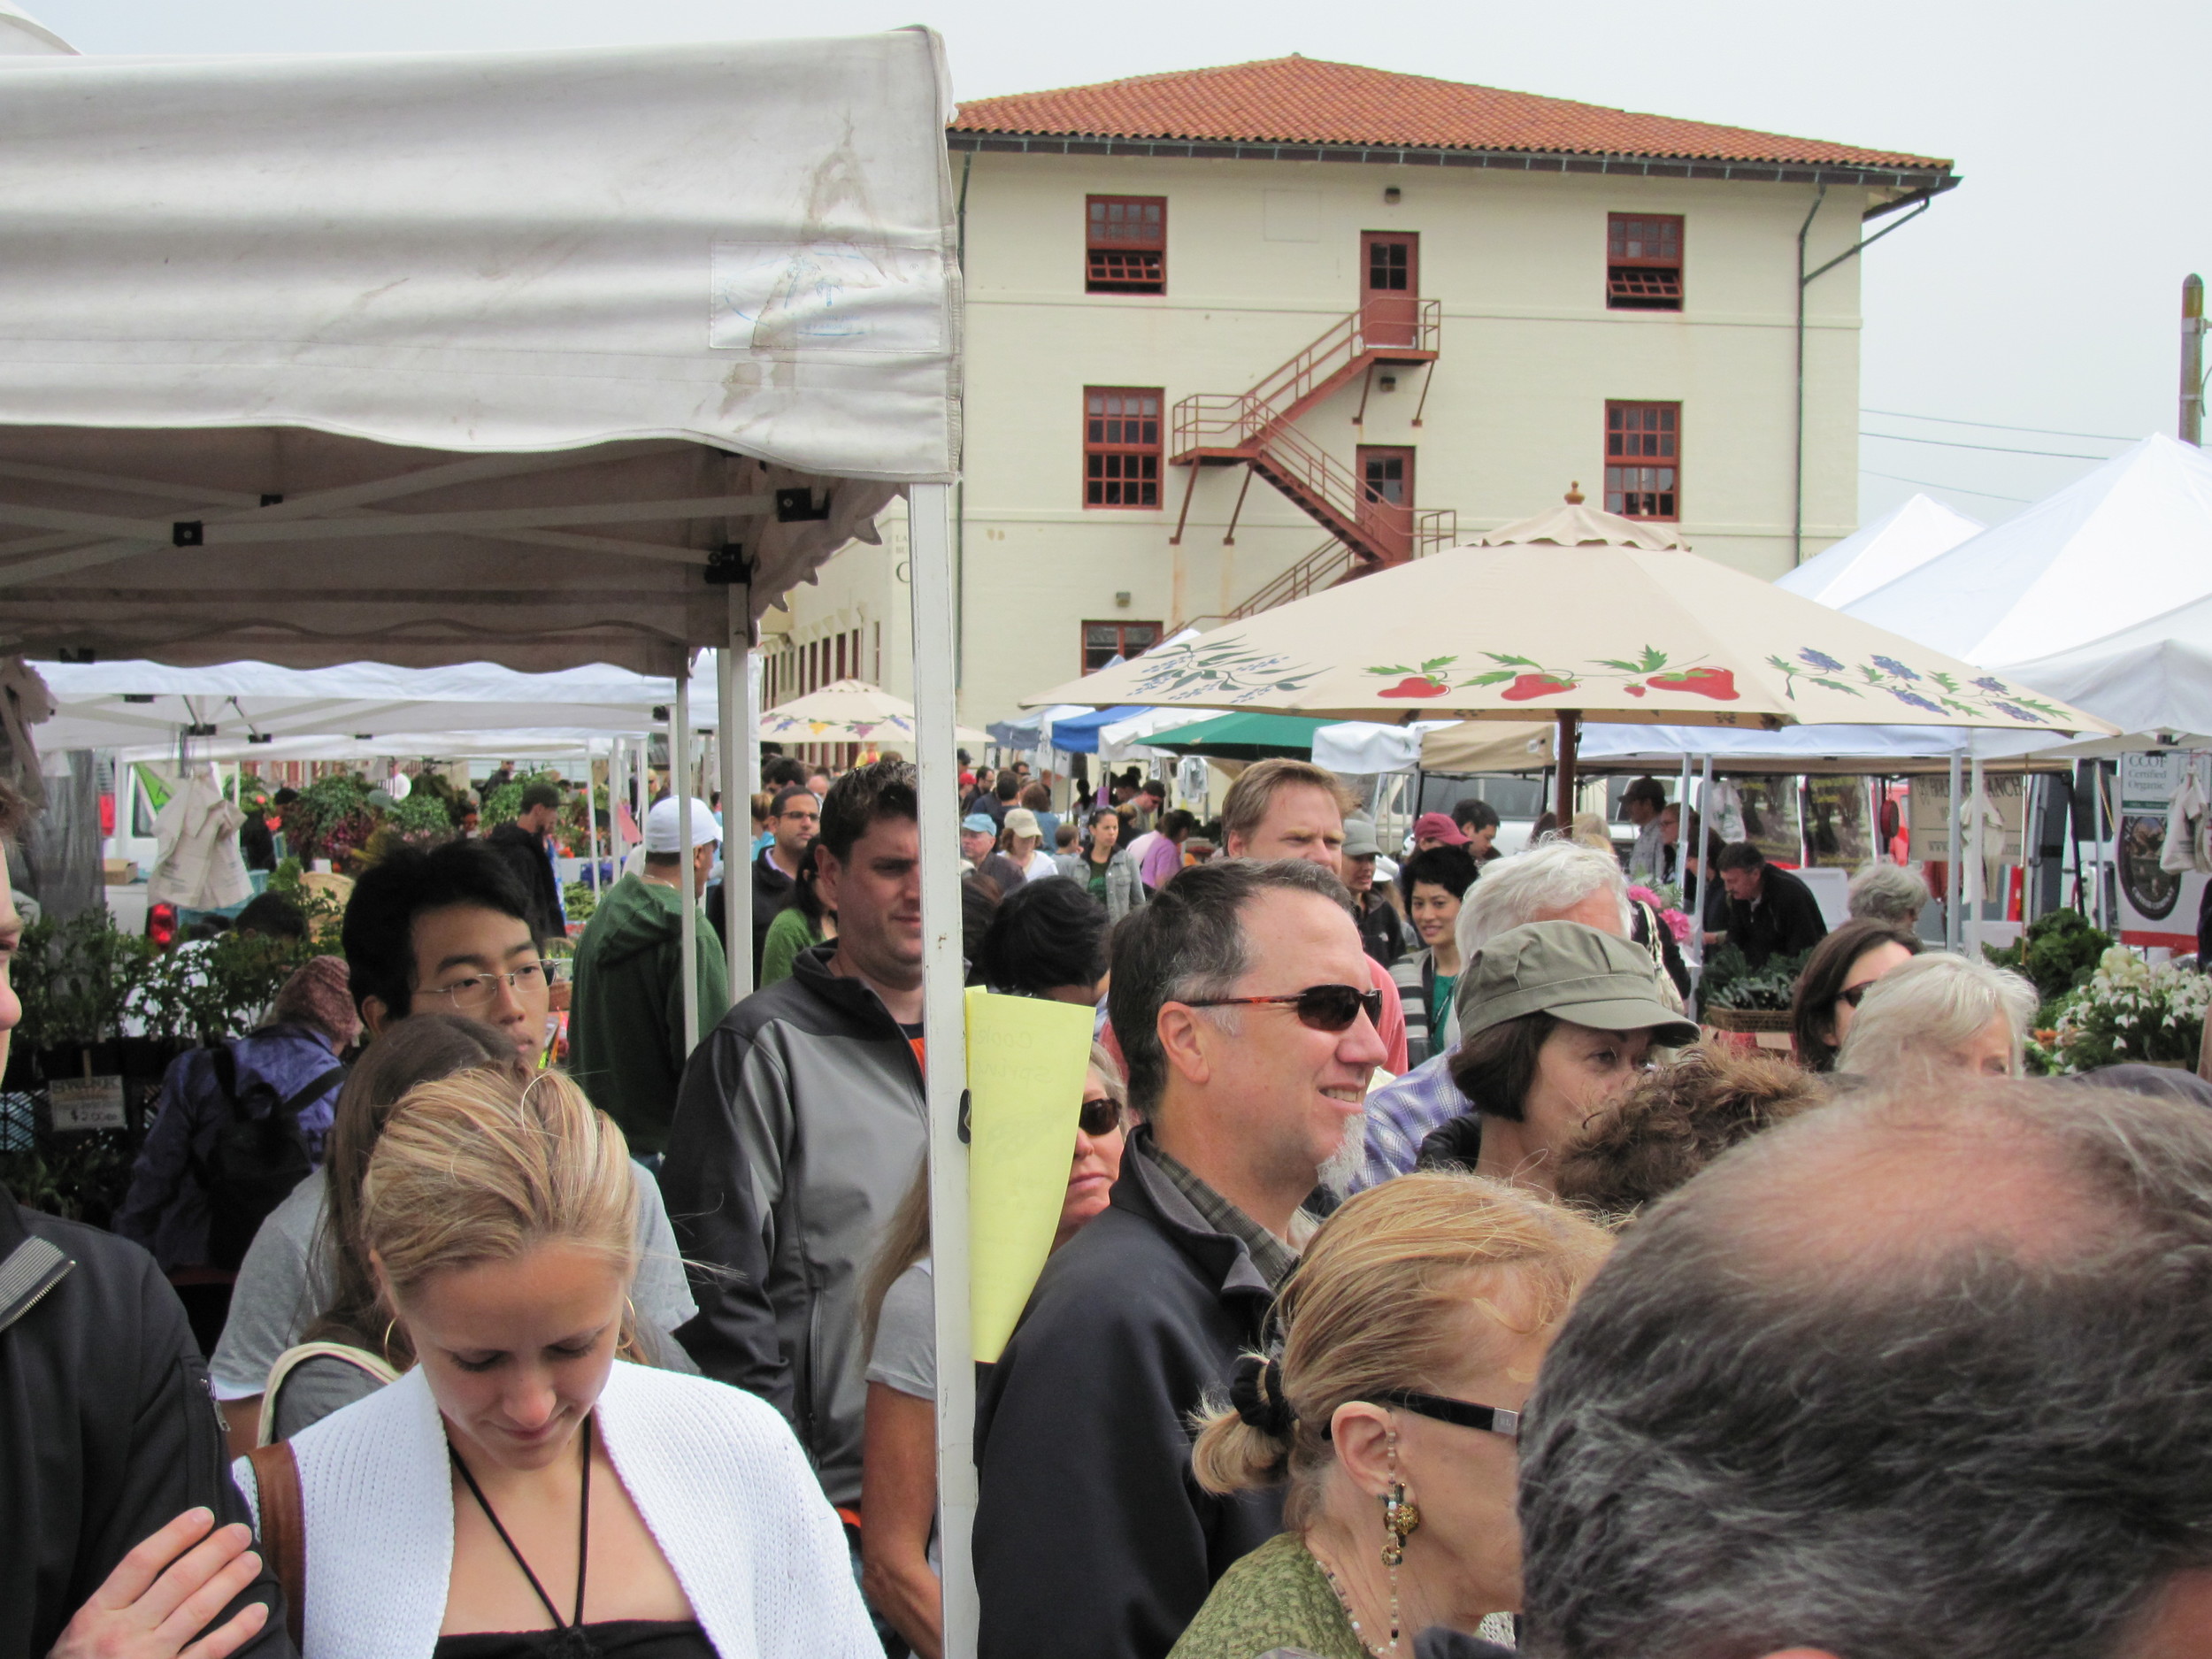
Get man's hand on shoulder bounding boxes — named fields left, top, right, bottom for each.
left=47, top=1509, right=271, bottom=1659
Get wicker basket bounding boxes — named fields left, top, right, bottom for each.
left=1701, top=1005, right=1794, bottom=1034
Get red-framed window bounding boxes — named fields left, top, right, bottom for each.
left=1083, top=620, right=1162, bottom=674
left=1605, top=402, right=1680, bottom=520
left=1087, top=196, right=1166, bottom=294
left=1084, top=388, right=1163, bottom=508
left=1608, top=213, right=1684, bottom=310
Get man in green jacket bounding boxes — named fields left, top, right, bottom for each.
left=570, top=795, right=728, bottom=1158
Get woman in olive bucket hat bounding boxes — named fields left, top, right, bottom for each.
left=1416, top=921, right=1698, bottom=1195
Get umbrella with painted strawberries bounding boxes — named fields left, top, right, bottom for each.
left=1020, top=497, right=2113, bottom=822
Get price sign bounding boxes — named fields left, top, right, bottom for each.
left=50, top=1075, right=126, bottom=1132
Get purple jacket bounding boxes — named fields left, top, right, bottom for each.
left=114, top=1025, right=344, bottom=1272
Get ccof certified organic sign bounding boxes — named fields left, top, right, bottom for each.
left=50, top=1075, right=126, bottom=1132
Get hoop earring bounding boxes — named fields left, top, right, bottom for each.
left=381, top=1317, right=401, bottom=1363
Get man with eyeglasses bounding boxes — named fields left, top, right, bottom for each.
left=707, top=783, right=818, bottom=980
left=975, top=859, right=1387, bottom=1659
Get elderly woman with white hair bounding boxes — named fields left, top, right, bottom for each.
left=1834, top=951, right=2039, bottom=1083
left=1847, top=861, right=1931, bottom=930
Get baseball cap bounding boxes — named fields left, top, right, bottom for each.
left=961, top=812, right=998, bottom=835
left=645, top=796, right=721, bottom=854
left=1340, top=816, right=1381, bottom=859
left=1413, top=811, right=1471, bottom=846
left=1457, top=920, right=1700, bottom=1048
left=1002, top=807, right=1042, bottom=840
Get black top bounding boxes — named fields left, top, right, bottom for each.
left=1727, top=863, right=1830, bottom=967
left=0, top=1187, right=292, bottom=1658
left=434, top=1620, right=712, bottom=1659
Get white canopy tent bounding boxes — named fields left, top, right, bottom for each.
left=0, top=32, right=981, bottom=1648
left=1845, top=435, right=2212, bottom=729
left=1774, top=493, right=1984, bottom=610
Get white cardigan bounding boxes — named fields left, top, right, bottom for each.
left=234, top=1361, right=878, bottom=1659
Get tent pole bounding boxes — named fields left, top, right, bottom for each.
left=908, top=481, right=979, bottom=1659
left=1691, top=752, right=1715, bottom=1011
left=1967, top=754, right=1987, bottom=957
left=582, top=749, right=600, bottom=896
left=674, top=669, right=698, bottom=1056
left=1555, top=711, right=1580, bottom=827
left=719, top=595, right=751, bottom=1003
left=1676, top=751, right=1692, bottom=888
left=1945, top=754, right=1963, bottom=954
left=2091, top=760, right=2108, bottom=930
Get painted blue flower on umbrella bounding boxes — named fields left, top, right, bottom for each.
left=1887, top=687, right=1945, bottom=714
left=1798, top=649, right=1845, bottom=672
left=1870, top=656, right=1920, bottom=681
left=1972, top=676, right=2011, bottom=695
left=1993, top=701, right=2046, bottom=724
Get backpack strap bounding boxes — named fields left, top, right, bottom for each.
left=275, top=1064, right=347, bottom=1118
left=257, top=1340, right=400, bottom=1447
left=242, top=1440, right=306, bottom=1649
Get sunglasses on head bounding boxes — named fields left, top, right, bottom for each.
left=1185, top=983, right=1385, bottom=1033
left=1078, top=1095, right=1121, bottom=1138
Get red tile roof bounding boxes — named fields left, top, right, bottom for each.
left=952, top=57, right=1950, bottom=172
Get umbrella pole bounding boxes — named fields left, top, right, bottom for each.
left=1555, top=711, right=1580, bottom=827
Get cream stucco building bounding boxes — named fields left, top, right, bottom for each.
left=765, top=56, right=1956, bottom=733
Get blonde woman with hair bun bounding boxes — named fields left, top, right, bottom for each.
left=1171, top=1174, right=1614, bottom=1659
left=231, top=1067, right=875, bottom=1659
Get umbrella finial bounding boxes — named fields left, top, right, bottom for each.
left=1564, top=480, right=1586, bottom=504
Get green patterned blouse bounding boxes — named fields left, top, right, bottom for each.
left=1167, top=1533, right=1366, bottom=1659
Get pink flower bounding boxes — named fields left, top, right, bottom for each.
left=1627, top=885, right=1661, bottom=907
left=1661, top=908, right=1692, bottom=943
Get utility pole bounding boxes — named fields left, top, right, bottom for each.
left=2185, top=273, right=2206, bottom=447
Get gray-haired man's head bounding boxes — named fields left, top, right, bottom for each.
left=1518, top=1079, right=2212, bottom=1659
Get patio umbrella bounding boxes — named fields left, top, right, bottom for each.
left=758, top=678, right=988, bottom=750
left=1143, top=711, right=1333, bottom=762
left=1023, top=495, right=2114, bottom=822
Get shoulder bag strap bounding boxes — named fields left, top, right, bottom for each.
left=257, top=1340, right=400, bottom=1447
left=243, top=1440, right=306, bottom=1649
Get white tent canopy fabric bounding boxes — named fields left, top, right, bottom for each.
left=0, top=32, right=960, bottom=672
left=0, top=3, right=71, bottom=54
left=1776, top=493, right=1984, bottom=611
left=1843, top=434, right=2212, bottom=729
left=31, top=657, right=683, bottom=752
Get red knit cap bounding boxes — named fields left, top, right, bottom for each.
left=273, top=955, right=362, bottom=1050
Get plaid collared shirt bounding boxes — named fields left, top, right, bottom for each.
left=1346, top=1050, right=1470, bottom=1195
left=1142, top=1137, right=1302, bottom=1292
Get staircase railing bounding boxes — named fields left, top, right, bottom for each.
left=1250, top=419, right=1411, bottom=558
left=1171, top=297, right=1440, bottom=457
left=1172, top=514, right=1462, bottom=632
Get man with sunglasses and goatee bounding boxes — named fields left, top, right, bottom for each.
left=974, top=859, right=1387, bottom=1659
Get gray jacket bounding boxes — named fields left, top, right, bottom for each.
left=663, top=943, right=926, bottom=1509
left=1053, top=846, right=1147, bottom=922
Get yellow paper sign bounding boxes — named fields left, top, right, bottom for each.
left=964, top=987, right=1097, bottom=1363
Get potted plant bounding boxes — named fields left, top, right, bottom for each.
left=2033, top=948, right=2211, bottom=1075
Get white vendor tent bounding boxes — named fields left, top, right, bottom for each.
left=0, top=2, right=71, bottom=55
left=0, top=33, right=983, bottom=1648
left=1845, top=435, right=2212, bottom=731
left=1775, top=493, right=1984, bottom=610
left=31, top=658, right=682, bottom=752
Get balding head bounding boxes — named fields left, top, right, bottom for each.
left=1520, top=1079, right=2212, bottom=1659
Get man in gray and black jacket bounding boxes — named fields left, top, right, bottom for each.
left=664, top=758, right=926, bottom=1525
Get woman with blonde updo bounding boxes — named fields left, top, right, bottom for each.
left=232, top=1067, right=875, bottom=1659
left=1171, top=1174, right=1614, bottom=1659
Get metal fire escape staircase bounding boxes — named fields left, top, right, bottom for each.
left=1169, top=296, right=1452, bottom=630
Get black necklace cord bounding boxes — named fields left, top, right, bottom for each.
left=449, top=1413, right=595, bottom=1633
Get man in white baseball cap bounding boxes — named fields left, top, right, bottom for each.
left=569, top=796, right=726, bottom=1161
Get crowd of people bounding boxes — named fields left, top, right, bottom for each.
left=8, top=749, right=2212, bottom=1659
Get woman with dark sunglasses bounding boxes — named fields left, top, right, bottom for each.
left=1173, top=1171, right=1613, bottom=1659
left=855, top=1044, right=1130, bottom=1659
left=1787, top=918, right=1923, bottom=1072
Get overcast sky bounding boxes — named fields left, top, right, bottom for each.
left=27, top=0, right=2208, bottom=531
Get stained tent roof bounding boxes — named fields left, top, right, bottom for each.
left=0, top=31, right=960, bottom=674
left=952, top=57, right=1953, bottom=175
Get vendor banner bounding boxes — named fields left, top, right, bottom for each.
left=1804, top=776, right=1873, bottom=868
left=1908, top=772, right=2028, bottom=864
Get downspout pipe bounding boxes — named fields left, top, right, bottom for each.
left=1793, top=181, right=1943, bottom=565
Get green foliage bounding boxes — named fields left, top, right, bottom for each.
left=265, top=859, right=346, bottom=942
left=279, top=772, right=377, bottom=862
left=1983, top=908, right=2113, bottom=1003
left=563, top=880, right=598, bottom=925
left=128, top=930, right=316, bottom=1046
left=0, top=1130, right=140, bottom=1225
left=388, top=789, right=458, bottom=837
left=11, top=910, right=157, bottom=1050
left=1701, top=944, right=1814, bottom=1011
left=2034, top=949, right=2210, bottom=1075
